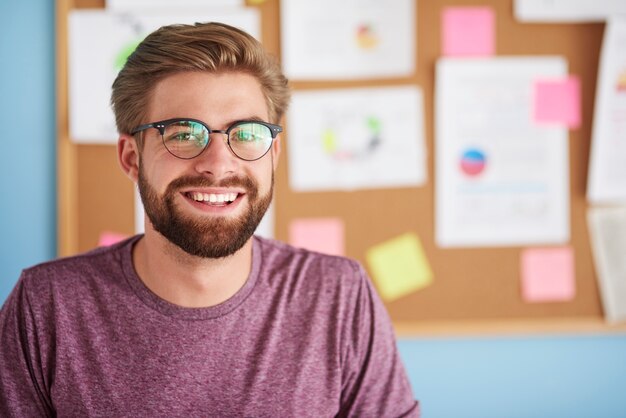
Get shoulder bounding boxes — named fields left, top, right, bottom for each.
left=18, top=235, right=139, bottom=300
left=254, top=236, right=366, bottom=282
left=253, top=236, right=371, bottom=305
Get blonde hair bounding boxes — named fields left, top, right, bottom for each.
left=111, top=22, right=290, bottom=137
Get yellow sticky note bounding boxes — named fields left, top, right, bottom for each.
left=366, top=233, right=433, bottom=302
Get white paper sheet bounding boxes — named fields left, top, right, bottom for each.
left=253, top=201, right=274, bottom=239
left=135, top=188, right=144, bottom=234
left=106, top=0, right=244, bottom=12
left=435, top=57, right=570, bottom=247
left=587, top=19, right=626, bottom=204
left=134, top=188, right=275, bottom=238
left=68, top=9, right=259, bottom=143
left=287, top=86, right=427, bottom=192
left=515, top=0, right=626, bottom=22
left=587, top=206, right=626, bottom=323
left=280, top=0, right=415, bottom=80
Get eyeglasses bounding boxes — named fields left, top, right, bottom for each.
left=131, top=118, right=283, bottom=161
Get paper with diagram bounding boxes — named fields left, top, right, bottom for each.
left=287, top=86, right=427, bottom=192
left=69, top=8, right=259, bottom=143
left=435, top=57, right=570, bottom=247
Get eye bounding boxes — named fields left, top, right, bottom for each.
left=168, top=131, right=193, bottom=142
left=231, top=123, right=270, bottom=143
left=163, top=121, right=207, bottom=145
left=234, top=129, right=255, bottom=142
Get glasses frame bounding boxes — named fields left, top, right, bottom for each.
left=130, top=117, right=283, bottom=161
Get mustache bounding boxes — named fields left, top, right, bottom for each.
left=165, top=175, right=257, bottom=194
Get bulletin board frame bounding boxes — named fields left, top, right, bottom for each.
left=56, top=0, right=626, bottom=336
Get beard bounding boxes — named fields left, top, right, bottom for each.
left=137, top=162, right=272, bottom=259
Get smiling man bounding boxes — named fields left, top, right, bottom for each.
left=0, top=22, right=419, bottom=417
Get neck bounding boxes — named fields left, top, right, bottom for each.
left=132, top=227, right=253, bottom=308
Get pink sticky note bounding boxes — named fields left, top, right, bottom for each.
left=442, top=7, right=495, bottom=57
left=289, top=218, right=345, bottom=256
left=533, top=76, right=581, bottom=129
left=98, top=231, right=129, bottom=247
left=521, top=247, right=575, bottom=303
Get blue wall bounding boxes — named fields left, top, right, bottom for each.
left=0, top=0, right=56, bottom=303
left=1, top=2, right=625, bottom=417
left=400, top=335, right=626, bottom=418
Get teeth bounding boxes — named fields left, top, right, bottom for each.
left=190, top=192, right=238, bottom=203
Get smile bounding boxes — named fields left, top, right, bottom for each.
left=186, top=192, right=239, bottom=206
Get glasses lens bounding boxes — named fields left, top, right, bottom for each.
left=228, top=122, right=273, bottom=161
left=162, top=121, right=208, bottom=159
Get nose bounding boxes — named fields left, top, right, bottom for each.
left=192, top=132, right=239, bottom=178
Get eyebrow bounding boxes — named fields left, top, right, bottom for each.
left=146, top=116, right=270, bottom=131
left=182, top=116, right=268, bottom=129
left=225, top=116, right=266, bottom=126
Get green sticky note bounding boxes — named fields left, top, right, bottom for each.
left=366, top=233, right=433, bottom=302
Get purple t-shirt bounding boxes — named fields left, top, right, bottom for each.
left=0, top=235, right=419, bottom=417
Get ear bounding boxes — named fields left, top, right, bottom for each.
left=271, top=135, right=281, bottom=171
left=118, top=134, right=140, bottom=183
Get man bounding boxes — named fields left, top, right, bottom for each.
left=0, top=22, right=419, bottom=417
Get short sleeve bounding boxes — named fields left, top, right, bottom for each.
left=0, top=273, right=54, bottom=417
left=338, top=263, right=419, bottom=418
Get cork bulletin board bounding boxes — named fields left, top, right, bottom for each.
left=57, top=0, right=625, bottom=335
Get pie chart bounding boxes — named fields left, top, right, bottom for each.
left=460, top=148, right=486, bottom=176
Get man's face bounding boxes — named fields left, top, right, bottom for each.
left=136, top=71, right=279, bottom=258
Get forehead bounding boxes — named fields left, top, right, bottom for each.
left=146, top=71, right=268, bottom=124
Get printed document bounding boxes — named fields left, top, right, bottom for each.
left=587, top=19, right=626, bottom=204
left=69, top=9, right=259, bottom=143
left=280, top=0, right=415, bottom=80
left=435, top=57, right=570, bottom=247
left=588, top=206, right=626, bottom=323
left=515, top=0, right=626, bottom=22
left=287, top=86, right=427, bottom=192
